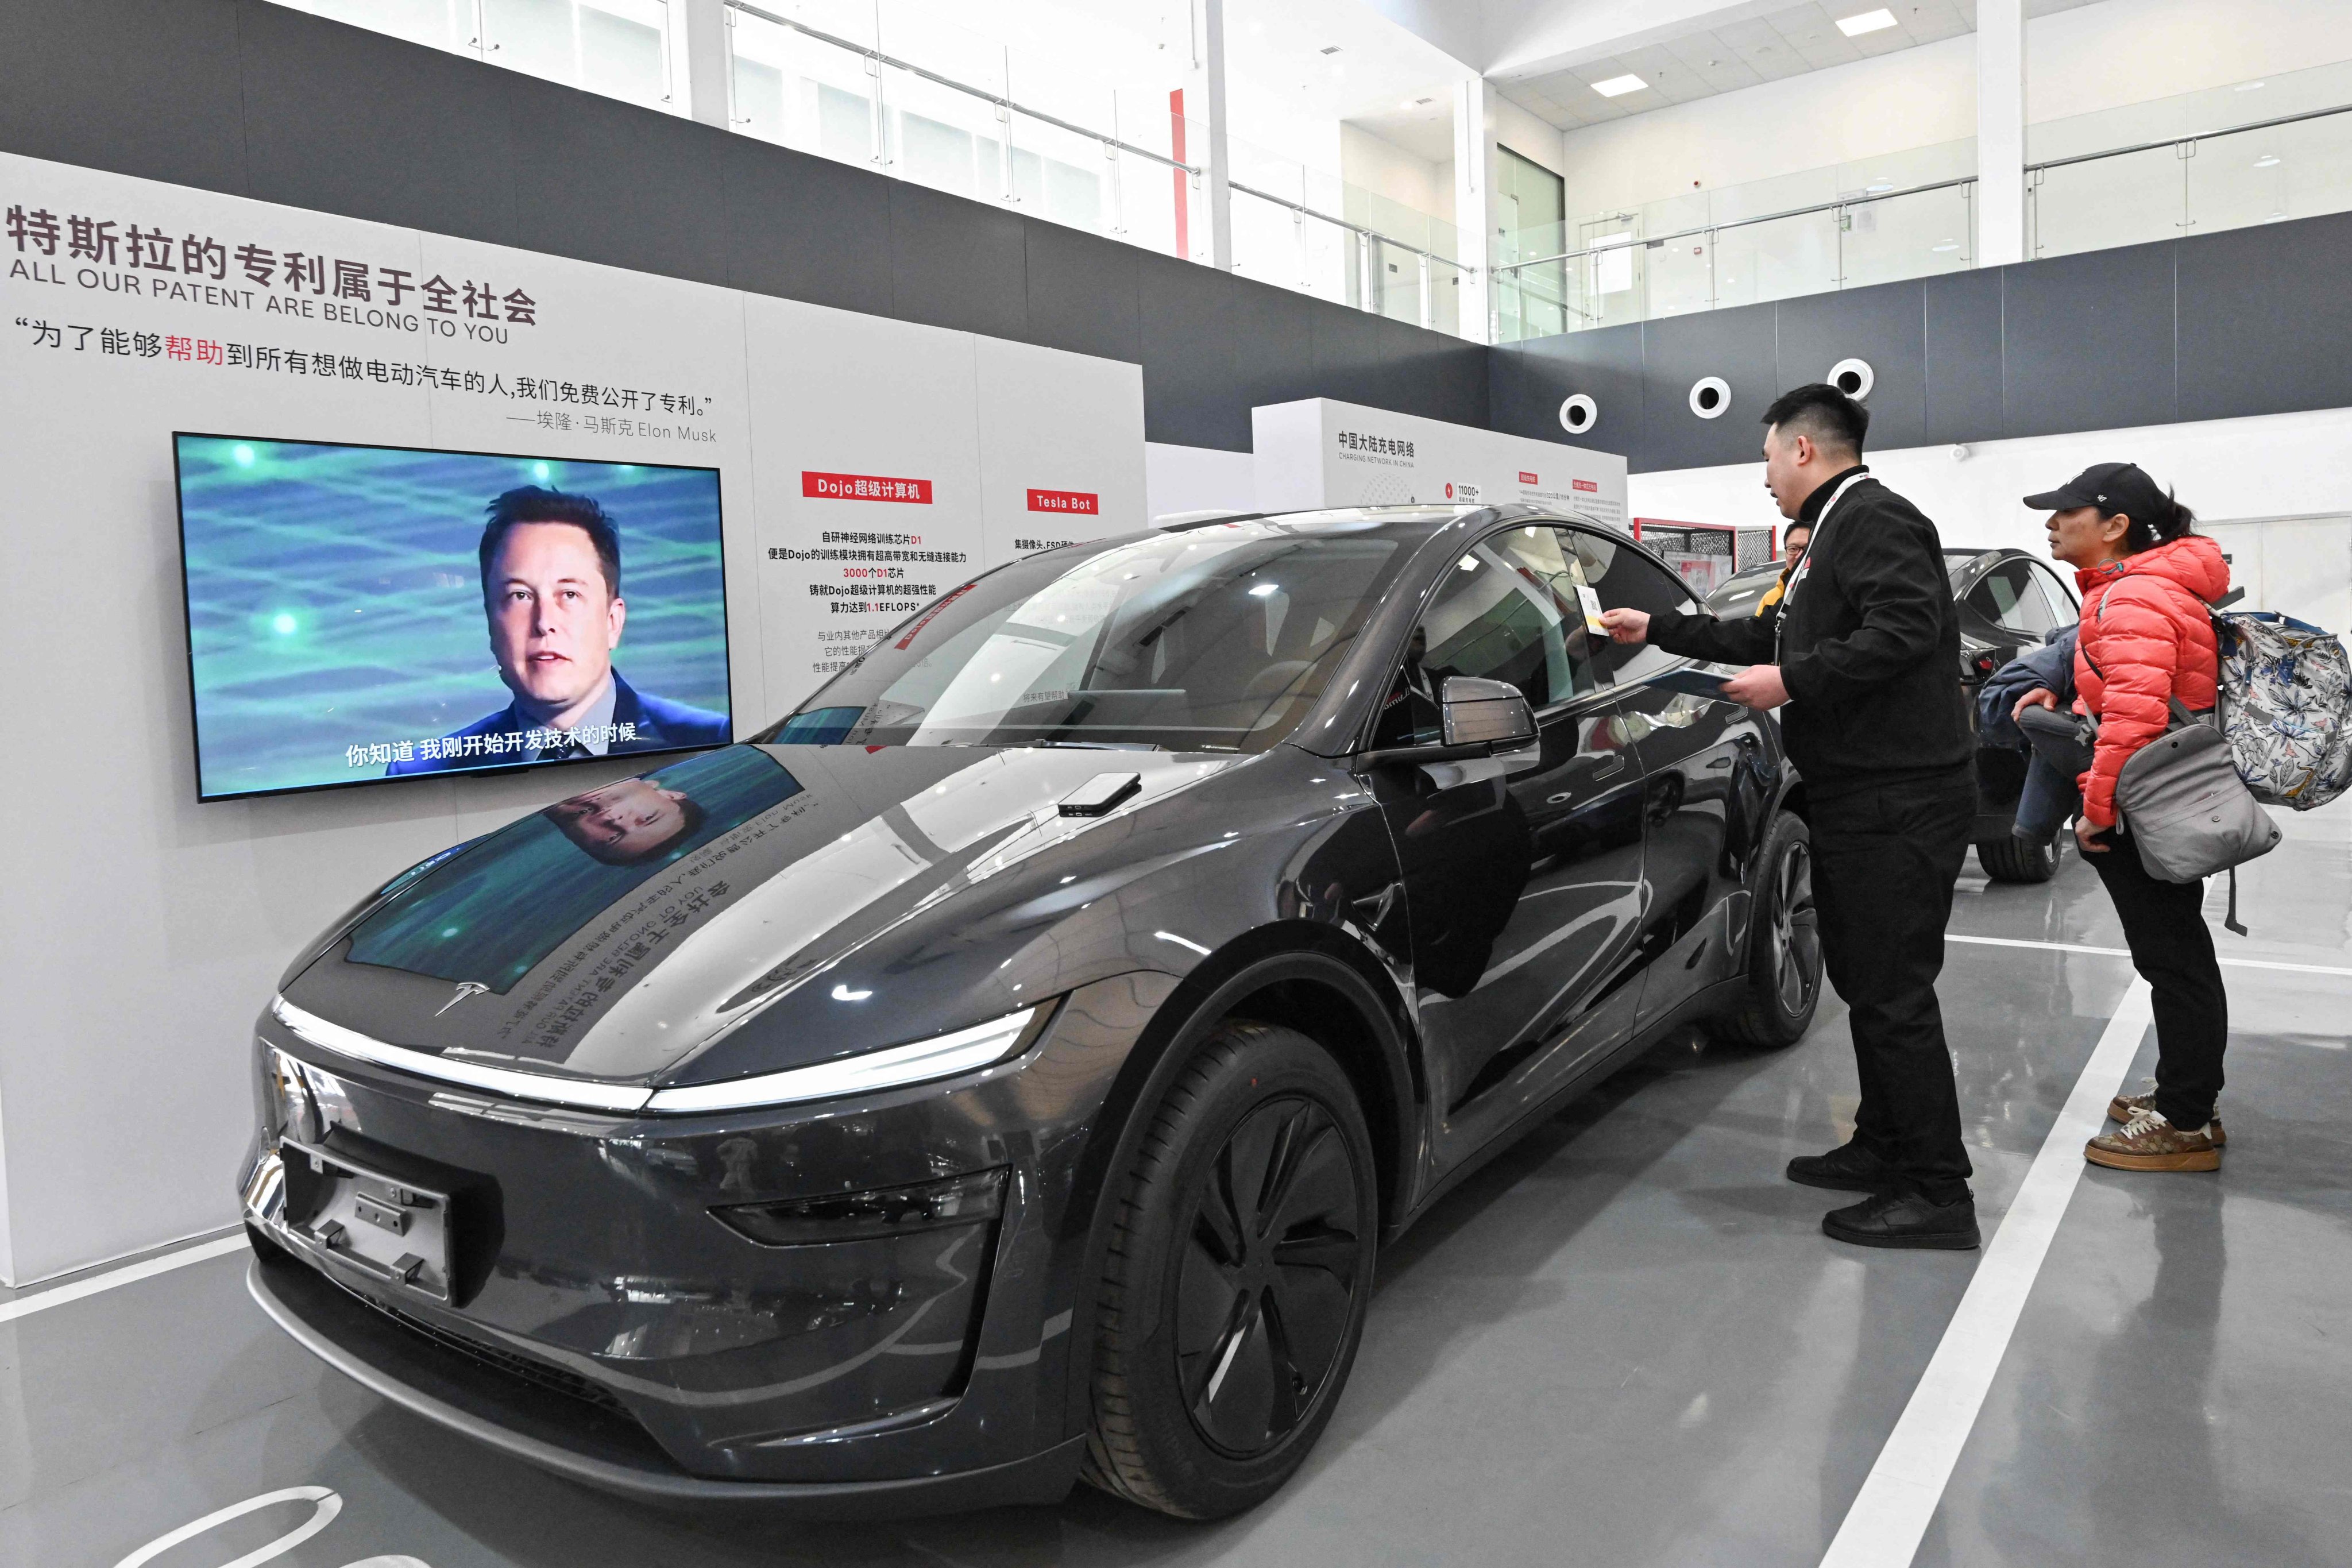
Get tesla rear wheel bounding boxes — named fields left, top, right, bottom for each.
left=1716, top=812, right=1823, bottom=1049
left=1081, top=1020, right=1377, bottom=1519
left=1978, top=833, right=2061, bottom=883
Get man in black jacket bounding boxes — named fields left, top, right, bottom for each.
left=1598, top=383, right=1979, bottom=1249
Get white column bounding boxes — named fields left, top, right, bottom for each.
left=1176, top=1, right=1234, bottom=271
left=1453, top=78, right=1496, bottom=342
left=1976, top=0, right=2027, bottom=265
left=1200, top=0, right=1234, bottom=271
left=680, top=0, right=733, bottom=130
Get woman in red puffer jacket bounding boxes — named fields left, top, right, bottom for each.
left=2012, top=462, right=2232, bottom=1175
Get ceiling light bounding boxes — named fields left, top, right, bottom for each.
left=1320, top=45, right=1342, bottom=55
left=2235, top=80, right=2265, bottom=91
left=2254, top=153, right=2281, bottom=167
left=1591, top=74, right=1647, bottom=97
left=1932, top=241, right=1960, bottom=252
left=1837, top=8, right=1898, bottom=36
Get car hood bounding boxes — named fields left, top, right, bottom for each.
left=281, top=743, right=1242, bottom=1087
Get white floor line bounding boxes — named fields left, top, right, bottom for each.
left=1948, top=932, right=2352, bottom=978
left=0, top=1231, right=249, bottom=1327
left=1817, top=978, right=2155, bottom=1568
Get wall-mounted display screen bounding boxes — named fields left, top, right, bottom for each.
left=174, top=434, right=731, bottom=800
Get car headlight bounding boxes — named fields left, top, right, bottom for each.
left=641, top=1006, right=1042, bottom=1114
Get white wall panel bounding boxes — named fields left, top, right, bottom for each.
left=0, top=149, right=1148, bottom=1284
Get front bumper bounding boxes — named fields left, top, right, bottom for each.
left=246, top=1242, right=1083, bottom=1514
left=242, top=971, right=1177, bottom=1506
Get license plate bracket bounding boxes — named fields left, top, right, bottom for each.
left=282, top=1138, right=453, bottom=1301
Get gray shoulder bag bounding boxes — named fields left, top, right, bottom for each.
left=2083, top=643, right=2281, bottom=932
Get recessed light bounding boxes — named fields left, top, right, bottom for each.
left=2254, top=153, right=2281, bottom=167
left=1837, top=8, right=1898, bottom=36
left=2235, top=80, right=2266, bottom=91
left=1319, top=45, right=1341, bottom=55
left=1932, top=241, right=1960, bottom=252
left=1592, top=74, right=1647, bottom=97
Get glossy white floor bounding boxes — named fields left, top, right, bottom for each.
left=4, top=811, right=2347, bottom=1568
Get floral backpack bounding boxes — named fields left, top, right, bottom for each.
left=2212, top=611, right=2352, bottom=809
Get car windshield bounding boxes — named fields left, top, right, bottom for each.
left=759, top=515, right=1420, bottom=752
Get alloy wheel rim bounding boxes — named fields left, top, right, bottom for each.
left=1771, top=840, right=1822, bottom=1014
left=1175, top=1095, right=1364, bottom=1458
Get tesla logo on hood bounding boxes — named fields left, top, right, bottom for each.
left=434, top=980, right=492, bottom=1016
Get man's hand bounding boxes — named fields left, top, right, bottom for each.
left=2012, top=686, right=2060, bottom=723
left=1721, top=664, right=1790, bottom=710
left=2075, top=817, right=2110, bottom=854
left=1597, top=608, right=1649, bottom=644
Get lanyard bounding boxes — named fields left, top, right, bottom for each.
left=1775, top=470, right=1869, bottom=663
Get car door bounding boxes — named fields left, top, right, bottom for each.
left=1572, top=529, right=1773, bottom=1032
left=1360, top=524, right=1650, bottom=1157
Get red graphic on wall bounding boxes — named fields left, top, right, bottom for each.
left=1444, top=482, right=1454, bottom=499
left=1573, top=478, right=1598, bottom=493
left=1026, top=488, right=1099, bottom=515
left=1519, top=470, right=1538, bottom=485
left=804, top=471, right=933, bottom=503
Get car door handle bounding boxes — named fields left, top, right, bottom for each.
left=1706, top=756, right=1734, bottom=770
left=1591, top=752, right=1627, bottom=779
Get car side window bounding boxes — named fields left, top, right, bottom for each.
left=1969, top=559, right=2063, bottom=639
left=2029, top=561, right=2080, bottom=627
left=1570, top=530, right=1698, bottom=683
left=1370, top=526, right=1599, bottom=748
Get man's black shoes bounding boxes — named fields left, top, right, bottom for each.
left=1822, top=1188, right=1981, bottom=1250
left=1786, top=1140, right=1896, bottom=1193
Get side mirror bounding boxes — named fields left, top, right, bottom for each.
left=1441, top=676, right=1536, bottom=750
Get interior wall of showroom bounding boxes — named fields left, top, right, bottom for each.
left=1544, top=0, right=2352, bottom=219
left=0, top=149, right=1151, bottom=1288
left=1629, top=403, right=2352, bottom=563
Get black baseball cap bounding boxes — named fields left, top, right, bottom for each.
left=2023, top=462, right=2168, bottom=526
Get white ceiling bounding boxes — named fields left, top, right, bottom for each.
left=1361, top=0, right=2107, bottom=132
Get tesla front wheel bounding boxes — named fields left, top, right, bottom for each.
left=1082, top=1020, right=1377, bottom=1519
left=1716, top=811, right=1823, bottom=1048
left=1978, top=833, right=2060, bottom=883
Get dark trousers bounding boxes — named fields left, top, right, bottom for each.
left=1808, top=771, right=1977, bottom=1202
left=2088, top=835, right=2229, bottom=1128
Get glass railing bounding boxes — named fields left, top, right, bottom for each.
left=1493, top=166, right=1976, bottom=343
left=727, top=1, right=1194, bottom=258
left=724, top=2, right=1469, bottom=333
left=274, top=0, right=682, bottom=111
left=1496, top=76, right=2352, bottom=343
left=2028, top=96, right=2352, bottom=259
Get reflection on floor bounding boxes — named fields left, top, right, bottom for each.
left=3, top=812, right=2347, bottom=1567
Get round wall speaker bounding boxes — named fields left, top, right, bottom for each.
left=1689, top=376, right=1730, bottom=419
left=1829, top=357, right=1875, bottom=400
left=1558, top=393, right=1598, bottom=435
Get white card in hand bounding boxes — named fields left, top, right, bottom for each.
left=1575, top=584, right=1606, bottom=635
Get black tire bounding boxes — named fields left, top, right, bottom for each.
left=1714, top=811, right=1824, bottom=1048
left=1080, top=1020, right=1378, bottom=1519
left=1978, top=832, right=2060, bottom=883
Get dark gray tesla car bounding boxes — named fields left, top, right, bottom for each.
left=242, top=505, right=1823, bottom=1520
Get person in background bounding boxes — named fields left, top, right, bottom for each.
left=1753, top=518, right=1814, bottom=617
left=2011, top=463, right=2233, bottom=1172
left=1599, top=383, right=1981, bottom=1249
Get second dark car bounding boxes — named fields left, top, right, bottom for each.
left=241, top=505, right=1823, bottom=1521
left=1706, top=543, right=2081, bottom=882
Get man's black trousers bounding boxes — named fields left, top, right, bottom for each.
left=2087, top=832, right=2229, bottom=1129
left=1808, top=770, right=1977, bottom=1202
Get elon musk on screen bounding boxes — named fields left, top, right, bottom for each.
left=174, top=435, right=732, bottom=801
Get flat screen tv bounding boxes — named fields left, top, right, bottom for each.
left=173, top=434, right=731, bottom=801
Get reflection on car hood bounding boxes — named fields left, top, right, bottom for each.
left=283, top=744, right=1237, bottom=1085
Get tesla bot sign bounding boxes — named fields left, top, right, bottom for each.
left=1025, top=488, right=1099, bottom=515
